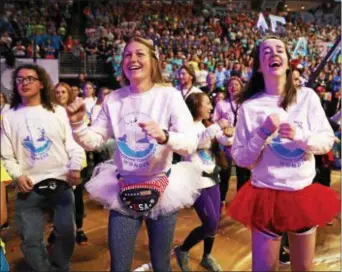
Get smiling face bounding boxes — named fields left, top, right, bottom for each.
left=55, top=85, right=69, bottom=107
left=258, top=38, right=289, bottom=77
left=122, top=41, right=153, bottom=84
left=227, top=78, right=242, bottom=96
left=198, top=95, right=212, bottom=120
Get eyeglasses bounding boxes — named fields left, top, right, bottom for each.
left=15, top=76, right=40, bottom=85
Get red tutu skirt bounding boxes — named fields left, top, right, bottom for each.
left=227, top=181, right=341, bottom=233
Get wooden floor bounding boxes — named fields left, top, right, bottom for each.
left=3, top=171, right=341, bottom=271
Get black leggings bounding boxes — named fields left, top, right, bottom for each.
left=219, top=161, right=251, bottom=202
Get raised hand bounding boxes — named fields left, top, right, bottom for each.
left=66, top=97, right=86, bottom=123
left=138, top=121, right=167, bottom=144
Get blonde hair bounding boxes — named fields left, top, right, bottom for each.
left=120, top=36, right=166, bottom=86
left=54, top=82, right=74, bottom=106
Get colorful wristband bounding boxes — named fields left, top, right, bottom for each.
left=260, top=127, right=272, bottom=137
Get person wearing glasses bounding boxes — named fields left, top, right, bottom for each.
left=1, top=64, right=85, bottom=272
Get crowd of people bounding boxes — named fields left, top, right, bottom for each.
left=0, top=1, right=341, bottom=272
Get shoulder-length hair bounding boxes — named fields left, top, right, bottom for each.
left=120, top=36, right=166, bottom=86
left=235, top=36, right=297, bottom=110
left=186, top=92, right=209, bottom=121
left=180, top=64, right=197, bottom=85
left=54, top=82, right=74, bottom=106
left=11, top=64, right=55, bottom=112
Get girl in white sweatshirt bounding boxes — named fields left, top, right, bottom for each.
left=227, top=36, right=340, bottom=271
left=174, top=92, right=232, bottom=272
left=67, top=37, right=201, bottom=272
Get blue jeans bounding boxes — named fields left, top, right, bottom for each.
left=15, top=188, right=75, bottom=271
left=108, top=210, right=178, bottom=272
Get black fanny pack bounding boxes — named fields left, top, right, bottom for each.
left=202, top=166, right=221, bottom=184
left=33, top=179, right=70, bottom=196
left=118, top=170, right=171, bottom=213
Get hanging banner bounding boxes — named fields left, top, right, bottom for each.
left=292, top=37, right=308, bottom=58
left=256, top=13, right=286, bottom=33
left=256, top=13, right=269, bottom=32
left=269, top=14, right=286, bottom=33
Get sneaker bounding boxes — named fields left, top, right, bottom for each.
left=279, top=247, right=290, bottom=265
left=0, top=222, right=10, bottom=231
left=200, top=255, right=222, bottom=272
left=174, top=246, right=191, bottom=272
left=47, top=230, right=56, bottom=245
left=76, top=230, right=88, bottom=245
left=326, top=220, right=334, bottom=226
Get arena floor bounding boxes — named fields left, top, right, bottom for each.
left=3, top=171, right=341, bottom=271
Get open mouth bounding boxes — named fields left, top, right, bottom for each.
left=128, top=65, right=142, bottom=71
left=269, top=60, right=282, bottom=68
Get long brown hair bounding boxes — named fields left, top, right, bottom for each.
left=185, top=92, right=209, bottom=121
left=11, top=64, right=55, bottom=112
left=235, top=36, right=297, bottom=110
left=120, top=36, right=166, bottom=86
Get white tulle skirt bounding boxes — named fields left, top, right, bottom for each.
left=85, top=160, right=202, bottom=219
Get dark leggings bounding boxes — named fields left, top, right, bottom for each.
left=220, top=162, right=251, bottom=202
left=74, top=183, right=84, bottom=229
left=181, top=185, right=221, bottom=256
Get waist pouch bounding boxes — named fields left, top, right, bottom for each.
left=118, top=170, right=170, bottom=213
left=33, top=179, right=70, bottom=196
left=202, top=166, right=222, bottom=184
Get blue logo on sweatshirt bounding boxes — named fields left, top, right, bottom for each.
left=22, top=120, right=52, bottom=160
left=269, top=136, right=304, bottom=160
left=117, top=113, right=157, bottom=170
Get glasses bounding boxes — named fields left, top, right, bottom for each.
left=15, top=76, right=39, bottom=85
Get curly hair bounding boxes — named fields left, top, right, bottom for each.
left=11, top=64, right=55, bottom=112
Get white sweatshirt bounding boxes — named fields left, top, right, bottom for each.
left=177, top=85, right=202, bottom=100
left=1, top=105, right=85, bottom=185
left=72, top=85, right=197, bottom=182
left=183, top=122, right=232, bottom=188
left=232, top=87, right=334, bottom=191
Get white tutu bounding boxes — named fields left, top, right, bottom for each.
left=85, top=160, right=202, bottom=219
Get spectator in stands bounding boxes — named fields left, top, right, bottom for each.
left=200, top=73, right=223, bottom=104
left=214, top=62, right=226, bottom=88
left=177, top=64, right=202, bottom=100
left=12, top=40, right=26, bottom=57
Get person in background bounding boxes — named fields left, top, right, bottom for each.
left=176, top=65, right=202, bottom=100
left=174, top=92, right=232, bottom=272
left=53, top=82, right=89, bottom=245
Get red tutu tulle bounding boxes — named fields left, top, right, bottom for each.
left=227, top=181, right=341, bottom=233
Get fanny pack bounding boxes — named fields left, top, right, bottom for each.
left=33, top=179, right=70, bottom=196
left=202, top=166, right=222, bottom=184
left=118, top=170, right=171, bottom=213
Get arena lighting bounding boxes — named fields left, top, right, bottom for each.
left=284, top=4, right=287, bottom=8
left=301, top=6, right=305, bottom=10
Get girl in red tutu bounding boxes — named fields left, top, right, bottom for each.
left=228, top=36, right=340, bottom=271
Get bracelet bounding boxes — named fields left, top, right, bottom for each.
left=159, top=129, right=169, bottom=145
left=260, top=127, right=272, bottom=137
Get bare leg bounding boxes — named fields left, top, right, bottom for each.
left=288, top=227, right=316, bottom=272
left=252, top=229, right=281, bottom=271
